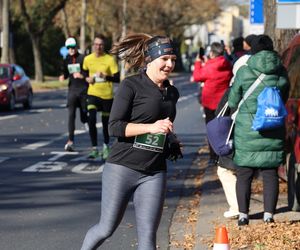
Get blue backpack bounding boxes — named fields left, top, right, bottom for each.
left=252, top=86, right=287, bottom=131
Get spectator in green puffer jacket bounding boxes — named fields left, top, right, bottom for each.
left=228, top=34, right=290, bottom=226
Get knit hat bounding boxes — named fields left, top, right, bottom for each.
left=250, top=34, right=274, bottom=54
left=65, top=37, right=77, bottom=48
left=244, top=34, right=257, bottom=48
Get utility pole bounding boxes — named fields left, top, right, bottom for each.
left=120, top=0, right=127, bottom=80
left=1, top=0, right=9, bottom=63
left=80, top=0, right=87, bottom=54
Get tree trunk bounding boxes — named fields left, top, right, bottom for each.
left=264, top=0, right=299, bottom=54
left=120, top=0, right=127, bottom=80
left=19, top=0, right=67, bottom=82
left=1, top=0, right=9, bottom=63
left=61, top=8, right=70, bottom=38
left=9, top=45, right=15, bottom=64
left=80, top=0, right=87, bottom=53
left=30, top=35, right=43, bottom=82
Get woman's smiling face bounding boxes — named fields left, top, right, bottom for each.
left=146, top=55, right=176, bottom=84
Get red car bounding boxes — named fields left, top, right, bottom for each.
left=0, top=64, right=33, bottom=110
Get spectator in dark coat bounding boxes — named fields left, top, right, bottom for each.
left=192, top=42, right=232, bottom=163
left=225, top=37, right=246, bottom=65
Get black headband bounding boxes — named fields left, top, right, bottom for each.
left=145, top=37, right=175, bottom=62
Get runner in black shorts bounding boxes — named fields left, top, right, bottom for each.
left=83, top=34, right=120, bottom=159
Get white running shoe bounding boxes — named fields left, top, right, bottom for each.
left=223, top=210, right=239, bottom=219
left=64, top=142, right=75, bottom=152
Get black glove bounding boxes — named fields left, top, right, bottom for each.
left=167, top=133, right=183, bottom=162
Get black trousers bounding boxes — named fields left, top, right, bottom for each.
left=236, top=167, right=279, bottom=214
left=204, top=107, right=218, bottom=161
left=87, top=95, right=113, bottom=147
left=88, top=109, right=109, bottom=146
left=67, top=91, right=87, bottom=142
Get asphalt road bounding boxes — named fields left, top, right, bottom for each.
left=0, top=73, right=206, bottom=250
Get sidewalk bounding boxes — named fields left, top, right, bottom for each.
left=194, top=152, right=300, bottom=249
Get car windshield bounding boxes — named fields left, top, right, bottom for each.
left=0, top=67, right=9, bottom=79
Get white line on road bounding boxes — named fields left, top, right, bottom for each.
left=22, top=141, right=52, bottom=150
left=21, top=121, right=102, bottom=150
left=0, top=115, right=17, bottom=121
left=21, top=134, right=66, bottom=150
left=71, top=155, right=103, bottom=162
left=29, top=108, right=52, bottom=113
left=49, top=151, right=79, bottom=161
left=74, top=129, right=86, bottom=135
left=0, top=157, right=9, bottom=163
left=72, top=163, right=104, bottom=174
left=178, top=93, right=198, bottom=102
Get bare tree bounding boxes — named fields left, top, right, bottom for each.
left=60, top=7, right=71, bottom=38
left=18, top=0, right=67, bottom=82
left=1, top=0, right=9, bottom=63
left=79, top=0, right=87, bottom=53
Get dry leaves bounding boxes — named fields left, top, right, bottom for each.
left=171, top=145, right=300, bottom=250
left=222, top=179, right=299, bottom=249
left=252, top=178, right=288, bottom=194
left=226, top=221, right=300, bottom=250
left=169, top=156, right=206, bottom=250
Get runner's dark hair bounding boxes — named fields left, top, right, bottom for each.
left=94, top=33, right=106, bottom=43
left=110, top=33, right=152, bottom=70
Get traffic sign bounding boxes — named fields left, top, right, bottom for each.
left=277, top=1, right=300, bottom=28
left=250, top=0, right=264, bottom=24
left=277, top=0, right=300, bottom=3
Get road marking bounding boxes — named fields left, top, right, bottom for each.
left=71, top=155, right=103, bottom=162
left=21, top=134, right=66, bottom=150
left=72, top=163, right=104, bottom=174
left=29, top=108, right=51, bottom=113
left=23, top=161, right=67, bottom=172
left=22, top=141, right=51, bottom=150
left=49, top=151, right=79, bottom=161
left=178, top=93, right=198, bottom=102
left=0, top=115, right=17, bottom=121
left=23, top=161, right=104, bottom=174
left=21, top=121, right=101, bottom=150
left=0, top=157, right=9, bottom=163
left=75, top=129, right=86, bottom=134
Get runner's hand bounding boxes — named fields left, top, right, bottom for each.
left=59, top=75, right=65, bottom=82
left=86, top=77, right=95, bottom=84
left=73, top=72, right=82, bottom=79
left=167, top=133, right=183, bottom=162
left=149, top=117, right=173, bottom=134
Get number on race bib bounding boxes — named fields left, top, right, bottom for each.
left=133, top=133, right=166, bottom=153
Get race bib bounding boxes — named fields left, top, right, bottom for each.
left=68, top=63, right=80, bottom=74
left=133, top=133, right=166, bottom=153
left=94, top=76, right=105, bottom=83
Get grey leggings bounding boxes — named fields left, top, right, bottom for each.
left=81, top=163, right=167, bottom=250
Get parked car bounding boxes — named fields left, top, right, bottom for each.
left=0, top=64, right=33, bottom=110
